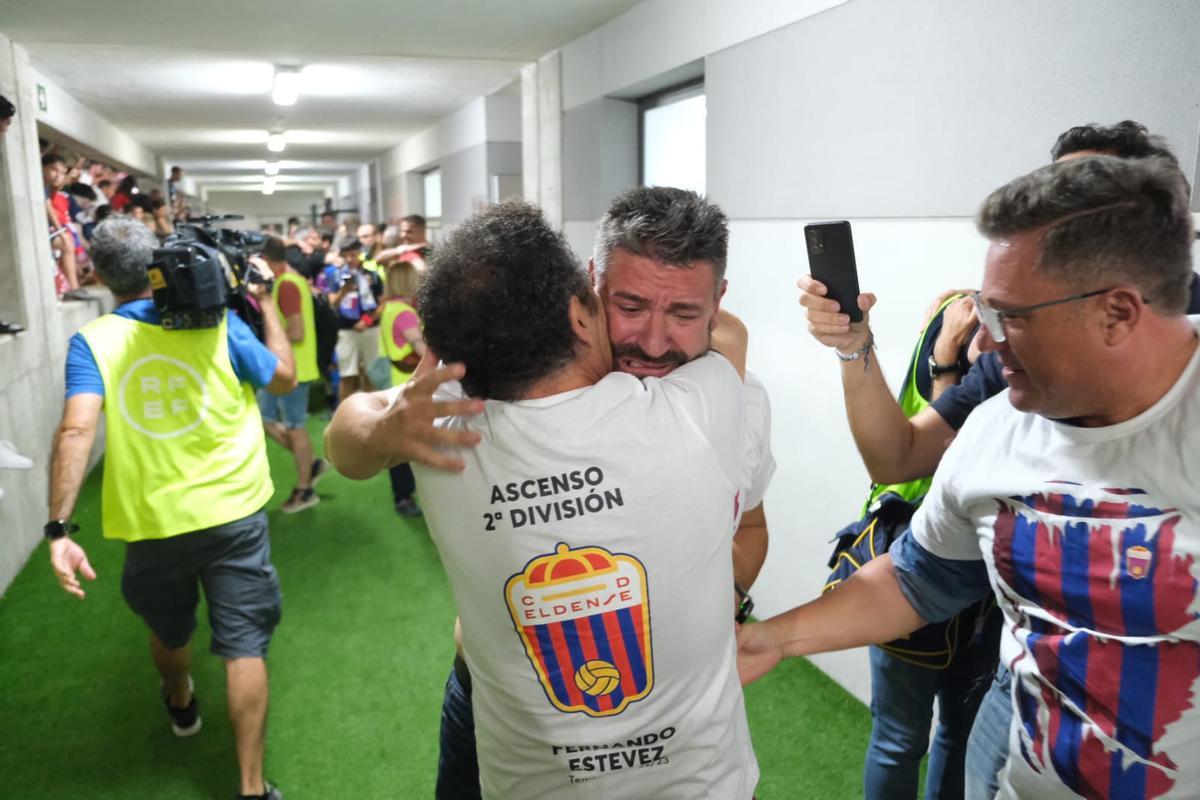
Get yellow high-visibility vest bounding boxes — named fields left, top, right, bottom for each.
left=78, top=313, right=273, bottom=541
left=274, top=271, right=318, bottom=383
left=379, top=298, right=417, bottom=386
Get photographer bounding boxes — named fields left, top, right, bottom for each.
left=46, top=216, right=294, bottom=800
left=325, top=238, right=383, bottom=400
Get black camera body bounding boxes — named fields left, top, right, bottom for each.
left=147, top=215, right=268, bottom=332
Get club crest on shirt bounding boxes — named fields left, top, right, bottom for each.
left=504, top=542, right=653, bottom=717
left=1126, top=544, right=1152, bottom=579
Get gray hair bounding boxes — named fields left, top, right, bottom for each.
left=593, top=186, right=729, bottom=286
left=90, top=215, right=158, bottom=296
left=978, top=155, right=1194, bottom=315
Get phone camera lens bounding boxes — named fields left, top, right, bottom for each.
left=806, top=229, right=825, bottom=257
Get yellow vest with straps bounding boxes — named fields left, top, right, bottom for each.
left=273, top=271, right=318, bottom=383
left=78, top=313, right=273, bottom=542
left=860, top=294, right=965, bottom=516
left=362, top=255, right=385, bottom=282
left=379, top=298, right=417, bottom=386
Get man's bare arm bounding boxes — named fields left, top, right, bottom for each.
left=733, top=503, right=768, bottom=589
left=929, top=295, right=979, bottom=402
left=48, top=394, right=103, bottom=521
left=798, top=276, right=954, bottom=484
left=737, top=554, right=926, bottom=684
left=257, top=293, right=297, bottom=395
left=711, top=309, right=748, bottom=379
left=284, top=312, right=304, bottom=344
left=325, top=357, right=485, bottom=478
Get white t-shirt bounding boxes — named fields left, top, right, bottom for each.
left=739, top=371, right=776, bottom=514
left=913, top=318, right=1200, bottom=800
left=414, top=353, right=758, bottom=799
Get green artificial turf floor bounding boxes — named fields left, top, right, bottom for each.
left=0, top=416, right=872, bottom=798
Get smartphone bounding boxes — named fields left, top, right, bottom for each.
left=804, top=220, right=863, bottom=323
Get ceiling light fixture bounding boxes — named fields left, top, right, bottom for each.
left=262, top=177, right=277, bottom=195
left=272, top=67, right=301, bottom=106
left=266, top=133, right=286, bottom=153
left=264, top=162, right=280, bottom=176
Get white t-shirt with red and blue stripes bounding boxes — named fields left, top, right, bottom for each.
left=913, top=317, right=1200, bottom=799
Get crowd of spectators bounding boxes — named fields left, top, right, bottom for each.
left=37, top=132, right=194, bottom=301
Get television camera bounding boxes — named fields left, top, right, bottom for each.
left=147, top=214, right=272, bottom=334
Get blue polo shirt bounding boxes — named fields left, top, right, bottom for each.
left=65, top=299, right=278, bottom=398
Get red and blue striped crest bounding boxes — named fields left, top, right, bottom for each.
left=505, top=542, right=653, bottom=717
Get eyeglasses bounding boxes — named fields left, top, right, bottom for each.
left=971, top=287, right=1114, bottom=343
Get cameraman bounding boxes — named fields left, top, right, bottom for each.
left=325, top=238, right=382, bottom=400
left=46, top=216, right=294, bottom=800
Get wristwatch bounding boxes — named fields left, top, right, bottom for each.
left=43, top=520, right=79, bottom=540
left=928, top=354, right=960, bottom=379
left=735, top=583, right=755, bottom=625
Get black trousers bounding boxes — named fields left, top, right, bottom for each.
left=389, top=462, right=415, bottom=502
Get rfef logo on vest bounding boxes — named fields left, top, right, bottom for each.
left=117, top=354, right=210, bottom=439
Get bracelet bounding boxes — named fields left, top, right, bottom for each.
left=835, top=332, right=875, bottom=363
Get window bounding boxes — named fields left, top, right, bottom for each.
left=423, top=169, right=442, bottom=220
left=640, top=81, right=706, bottom=195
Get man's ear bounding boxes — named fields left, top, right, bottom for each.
left=569, top=294, right=607, bottom=355
left=710, top=278, right=729, bottom=331
left=588, top=258, right=598, bottom=291
left=569, top=295, right=594, bottom=342
left=1101, top=287, right=1142, bottom=346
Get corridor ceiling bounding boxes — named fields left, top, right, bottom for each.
left=7, top=0, right=641, bottom=201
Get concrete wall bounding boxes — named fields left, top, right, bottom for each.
left=379, top=93, right=523, bottom=230
left=0, top=33, right=115, bottom=596
left=547, top=0, right=1200, bottom=704
left=706, top=0, right=1200, bottom=219
left=31, top=68, right=158, bottom=177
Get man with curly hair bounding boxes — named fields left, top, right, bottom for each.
left=327, top=201, right=758, bottom=798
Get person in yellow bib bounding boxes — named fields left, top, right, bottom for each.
left=46, top=217, right=296, bottom=800
left=258, top=236, right=328, bottom=513
left=380, top=259, right=425, bottom=517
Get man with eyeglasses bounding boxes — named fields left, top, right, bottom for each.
left=741, top=154, right=1200, bottom=799
left=797, top=122, right=1200, bottom=797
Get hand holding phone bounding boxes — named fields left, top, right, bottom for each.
left=804, top=221, right=863, bottom=323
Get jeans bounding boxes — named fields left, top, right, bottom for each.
left=257, top=382, right=311, bottom=428
left=863, top=643, right=992, bottom=799
left=436, top=657, right=481, bottom=800
left=964, top=663, right=1012, bottom=800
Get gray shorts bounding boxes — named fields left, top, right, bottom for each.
left=121, top=510, right=282, bottom=659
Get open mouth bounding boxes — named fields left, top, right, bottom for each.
left=618, top=357, right=674, bottom=376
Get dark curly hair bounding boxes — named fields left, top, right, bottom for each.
left=418, top=201, right=596, bottom=400
left=1051, top=120, right=1178, bottom=165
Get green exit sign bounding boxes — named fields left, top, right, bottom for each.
left=37, top=83, right=47, bottom=112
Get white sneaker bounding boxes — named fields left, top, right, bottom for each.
left=0, top=440, right=32, bottom=470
